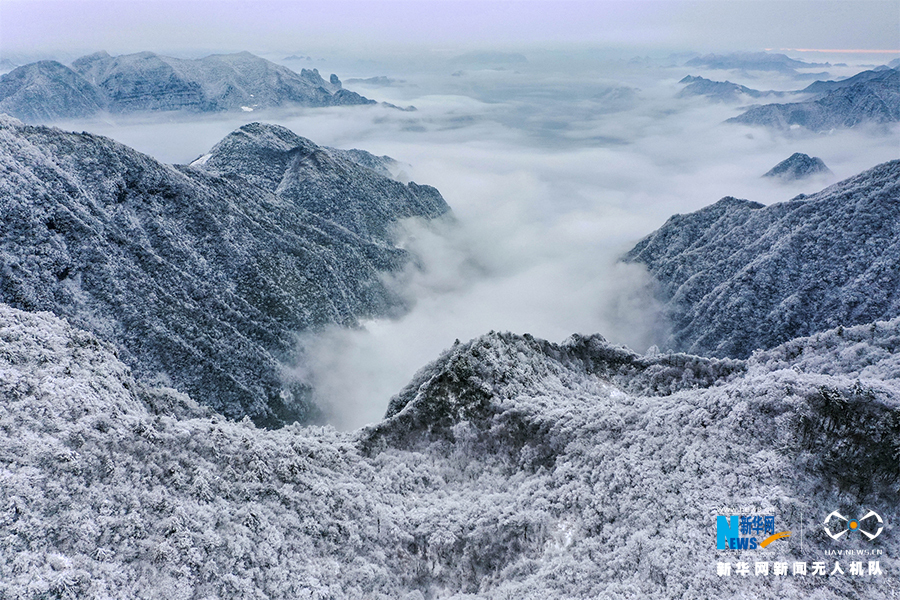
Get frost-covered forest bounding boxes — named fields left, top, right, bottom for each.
left=1, top=302, right=897, bottom=598
left=1, top=10, right=899, bottom=596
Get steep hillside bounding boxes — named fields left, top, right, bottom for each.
left=0, top=116, right=449, bottom=425
left=0, top=303, right=896, bottom=598
left=624, top=160, right=900, bottom=358
left=323, top=146, right=401, bottom=179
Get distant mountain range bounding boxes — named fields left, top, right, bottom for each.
left=0, top=117, right=449, bottom=425
left=676, top=67, right=900, bottom=132
left=684, top=51, right=829, bottom=76
left=624, top=160, right=900, bottom=358
left=0, top=51, right=375, bottom=123
left=449, top=51, right=528, bottom=67
left=726, top=68, right=899, bottom=131
left=344, top=76, right=406, bottom=88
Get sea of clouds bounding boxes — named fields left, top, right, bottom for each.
left=52, top=47, right=900, bottom=428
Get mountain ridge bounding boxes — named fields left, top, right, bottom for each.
left=684, top=51, right=830, bottom=76
left=677, top=75, right=784, bottom=103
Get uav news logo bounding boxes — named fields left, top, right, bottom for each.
left=823, top=509, right=883, bottom=541
left=716, top=514, right=790, bottom=550
left=715, top=508, right=888, bottom=579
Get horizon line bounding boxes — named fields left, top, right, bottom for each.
left=768, top=48, right=900, bottom=54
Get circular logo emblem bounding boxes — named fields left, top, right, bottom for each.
left=823, top=510, right=883, bottom=541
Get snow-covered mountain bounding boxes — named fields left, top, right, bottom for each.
left=0, top=51, right=375, bottom=122
left=726, top=69, right=899, bottom=131
left=0, top=302, right=895, bottom=598
left=763, top=153, right=832, bottom=180
left=624, top=160, right=900, bottom=358
left=0, top=116, right=449, bottom=425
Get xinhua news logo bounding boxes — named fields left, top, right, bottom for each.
left=717, top=515, right=791, bottom=550
left=823, top=510, right=883, bottom=541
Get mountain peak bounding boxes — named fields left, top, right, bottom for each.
left=763, top=152, right=832, bottom=180
left=197, top=122, right=449, bottom=241
left=213, top=121, right=317, bottom=154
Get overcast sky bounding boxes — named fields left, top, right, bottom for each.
left=1, top=0, right=898, bottom=59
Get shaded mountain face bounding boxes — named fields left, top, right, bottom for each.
left=1, top=303, right=896, bottom=598
left=727, top=69, right=900, bottom=131
left=0, top=51, right=374, bottom=122
left=0, top=117, right=449, bottom=426
left=0, top=60, right=107, bottom=122
left=624, top=160, right=900, bottom=358
left=763, top=152, right=832, bottom=180
left=323, top=146, right=401, bottom=179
